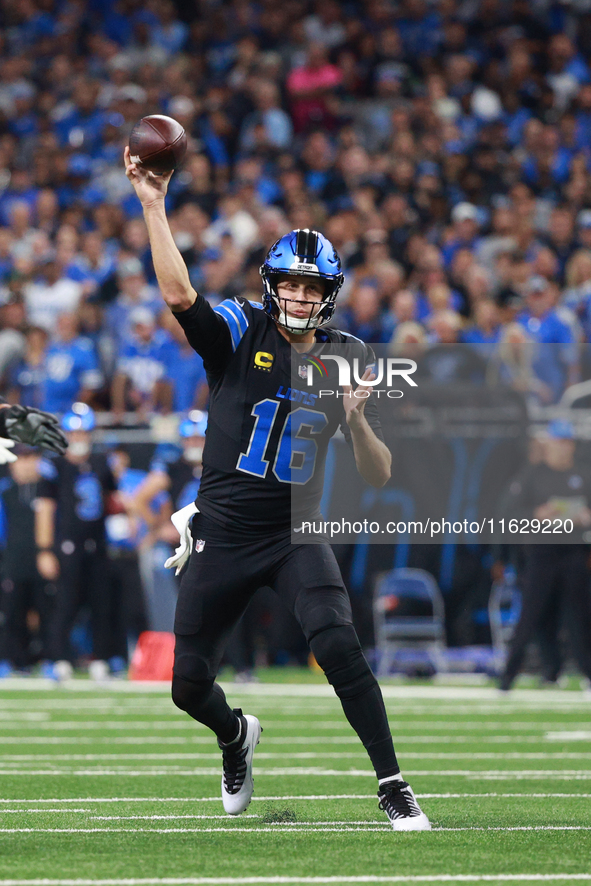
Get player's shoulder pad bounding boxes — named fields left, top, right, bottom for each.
left=213, top=297, right=257, bottom=352
left=38, top=458, right=58, bottom=480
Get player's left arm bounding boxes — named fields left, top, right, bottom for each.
left=342, top=368, right=391, bottom=488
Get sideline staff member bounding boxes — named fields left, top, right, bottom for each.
left=500, top=420, right=591, bottom=690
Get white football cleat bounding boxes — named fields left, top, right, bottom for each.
left=54, top=660, right=74, bottom=682
left=378, top=779, right=432, bottom=831
left=219, top=711, right=262, bottom=816
left=88, top=660, right=110, bottom=683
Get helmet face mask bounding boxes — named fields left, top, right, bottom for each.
left=260, top=229, right=344, bottom=334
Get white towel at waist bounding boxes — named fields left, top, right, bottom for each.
left=163, top=502, right=199, bottom=575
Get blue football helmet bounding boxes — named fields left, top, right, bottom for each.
left=179, top=410, right=208, bottom=438
left=61, top=403, right=96, bottom=432
left=260, top=229, right=344, bottom=334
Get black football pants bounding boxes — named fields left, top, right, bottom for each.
left=47, top=543, right=123, bottom=663
left=502, top=544, right=591, bottom=688
left=171, top=513, right=400, bottom=780
left=0, top=576, right=53, bottom=667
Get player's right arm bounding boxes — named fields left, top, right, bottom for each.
left=124, top=147, right=234, bottom=371
left=124, top=146, right=195, bottom=312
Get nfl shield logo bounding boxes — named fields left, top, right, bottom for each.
left=195, top=539, right=205, bottom=553
left=298, top=364, right=308, bottom=380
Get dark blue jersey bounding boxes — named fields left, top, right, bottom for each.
left=173, top=295, right=383, bottom=534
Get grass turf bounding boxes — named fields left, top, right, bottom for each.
left=0, top=674, right=589, bottom=884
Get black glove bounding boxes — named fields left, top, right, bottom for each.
left=2, top=405, right=68, bottom=455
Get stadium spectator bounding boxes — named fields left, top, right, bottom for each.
left=104, top=256, right=161, bottom=346
left=158, top=310, right=208, bottom=413
left=42, top=311, right=103, bottom=414
left=0, top=297, right=26, bottom=380
left=8, top=326, right=48, bottom=409
left=111, top=307, right=172, bottom=418
left=23, top=252, right=83, bottom=334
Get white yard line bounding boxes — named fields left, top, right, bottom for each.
left=0, top=878, right=591, bottom=886
left=2, top=792, right=591, bottom=805
left=0, top=826, right=589, bottom=835
left=0, top=737, right=570, bottom=748
left=0, top=734, right=584, bottom=746
left=0, top=768, right=590, bottom=778
left=1, top=752, right=590, bottom=762
left=0, top=878, right=590, bottom=886
left=1, top=680, right=591, bottom=704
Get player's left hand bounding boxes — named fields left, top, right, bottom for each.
left=3, top=405, right=68, bottom=455
left=342, top=367, right=376, bottom=427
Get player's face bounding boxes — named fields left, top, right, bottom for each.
left=276, top=275, right=325, bottom=319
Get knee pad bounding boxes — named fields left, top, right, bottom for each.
left=309, top=624, right=377, bottom=700
left=171, top=673, right=213, bottom=713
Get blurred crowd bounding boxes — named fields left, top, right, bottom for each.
left=4, top=0, right=591, bottom=410
left=1, top=0, right=591, bottom=680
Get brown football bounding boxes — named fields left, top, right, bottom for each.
left=129, top=115, right=187, bottom=174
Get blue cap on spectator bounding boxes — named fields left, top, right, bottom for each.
left=417, top=161, right=440, bottom=178
left=68, top=154, right=93, bottom=178
left=333, top=195, right=356, bottom=212
left=202, top=247, right=222, bottom=262
left=444, top=140, right=465, bottom=155
left=547, top=420, right=574, bottom=440
left=104, top=112, right=125, bottom=129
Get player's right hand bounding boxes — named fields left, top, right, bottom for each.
left=37, top=551, right=59, bottom=581
left=124, top=146, right=173, bottom=207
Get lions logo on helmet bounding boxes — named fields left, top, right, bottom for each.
left=260, top=229, right=344, bottom=334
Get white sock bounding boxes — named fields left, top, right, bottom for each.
left=378, top=773, right=404, bottom=787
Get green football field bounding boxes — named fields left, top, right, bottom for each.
left=0, top=674, right=590, bottom=885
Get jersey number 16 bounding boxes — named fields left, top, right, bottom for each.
left=237, top=399, right=328, bottom=485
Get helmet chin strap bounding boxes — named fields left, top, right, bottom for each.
left=273, top=296, right=325, bottom=335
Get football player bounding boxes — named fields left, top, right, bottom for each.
left=124, top=147, right=431, bottom=831
left=35, top=404, right=121, bottom=681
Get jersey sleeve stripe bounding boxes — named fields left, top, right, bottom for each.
left=213, top=303, right=245, bottom=351
left=224, top=300, right=249, bottom=335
